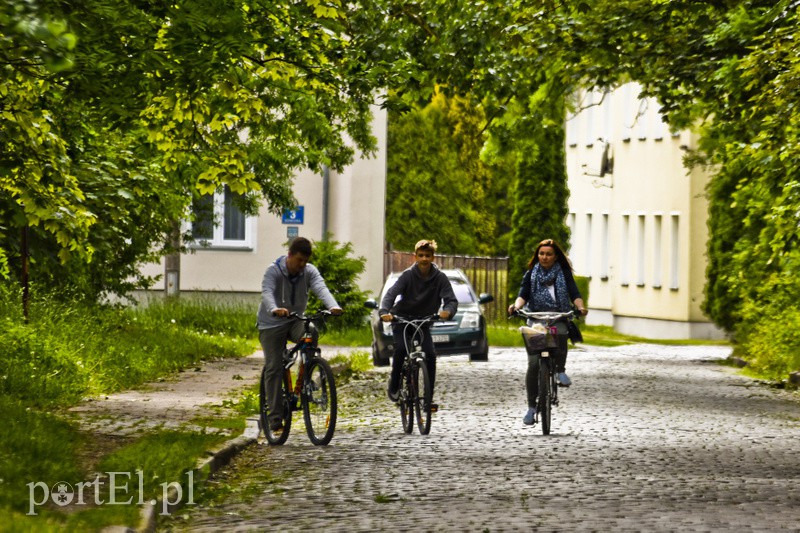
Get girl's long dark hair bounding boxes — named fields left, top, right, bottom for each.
left=526, top=238, right=574, bottom=272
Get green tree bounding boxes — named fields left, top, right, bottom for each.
left=305, top=236, right=371, bottom=331
left=501, top=85, right=571, bottom=294
left=386, top=89, right=512, bottom=256
left=1, top=0, right=400, bottom=298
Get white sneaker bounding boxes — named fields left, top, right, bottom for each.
left=523, top=407, right=537, bottom=425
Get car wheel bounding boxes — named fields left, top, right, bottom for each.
left=469, top=350, right=489, bottom=362
left=469, top=338, right=489, bottom=362
left=372, top=342, right=390, bottom=367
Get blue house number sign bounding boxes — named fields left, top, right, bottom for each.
left=281, top=206, right=304, bottom=225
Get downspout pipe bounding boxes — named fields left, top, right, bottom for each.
left=322, top=164, right=329, bottom=240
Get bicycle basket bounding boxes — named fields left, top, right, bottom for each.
left=520, top=325, right=558, bottom=354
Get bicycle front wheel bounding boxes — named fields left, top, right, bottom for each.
left=302, top=357, right=337, bottom=445
left=260, top=367, right=292, bottom=445
left=413, top=359, right=432, bottom=435
left=400, top=365, right=414, bottom=434
left=538, top=356, right=552, bottom=436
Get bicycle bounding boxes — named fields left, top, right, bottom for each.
left=259, top=310, right=338, bottom=446
left=390, top=315, right=440, bottom=435
left=511, top=309, right=575, bottom=435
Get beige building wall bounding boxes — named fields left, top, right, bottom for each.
left=565, top=84, right=724, bottom=339
left=139, top=105, right=387, bottom=299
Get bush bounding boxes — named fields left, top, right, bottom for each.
left=736, top=273, right=800, bottom=381
left=306, top=236, right=372, bottom=331
left=0, top=283, right=254, bottom=408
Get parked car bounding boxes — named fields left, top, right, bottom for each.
left=364, top=269, right=494, bottom=366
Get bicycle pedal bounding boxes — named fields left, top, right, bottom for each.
left=429, top=403, right=439, bottom=413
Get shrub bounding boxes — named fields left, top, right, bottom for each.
left=306, top=236, right=372, bottom=331
left=736, top=273, right=800, bottom=380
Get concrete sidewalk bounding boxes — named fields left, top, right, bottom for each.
left=67, top=346, right=367, bottom=532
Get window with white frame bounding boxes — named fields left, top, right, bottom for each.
left=670, top=214, right=680, bottom=289
left=653, top=214, right=663, bottom=288
left=622, top=84, right=635, bottom=142
left=566, top=113, right=579, bottom=147
left=600, top=213, right=610, bottom=280
left=620, top=214, right=630, bottom=286
left=636, top=98, right=650, bottom=141
left=567, top=212, right=576, bottom=260
left=636, top=214, right=646, bottom=286
left=585, top=213, right=593, bottom=277
left=651, top=98, right=666, bottom=141
left=191, top=185, right=253, bottom=249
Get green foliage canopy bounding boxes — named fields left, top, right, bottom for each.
left=1, top=0, right=393, bottom=297
left=386, top=89, right=512, bottom=256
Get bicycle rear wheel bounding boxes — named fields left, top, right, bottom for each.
left=400, top=365, right=414, bottom=434
left=413, top=359, right=432, bottom=435
left=538, top=356, right=552, bottom=435
left=302, top=357, right=337, bottom=445
left=260, top=366, right=292, bottom=445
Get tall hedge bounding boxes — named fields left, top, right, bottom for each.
left=505, top=92, right=571, bottom=297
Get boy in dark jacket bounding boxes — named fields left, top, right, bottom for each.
left=379, top=239, right=458, bottom=407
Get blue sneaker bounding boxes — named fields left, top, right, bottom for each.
left=523, top=407, right=537, bottom=425
left=556, top=372, right=572, bottom=387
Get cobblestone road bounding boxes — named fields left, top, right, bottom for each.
left=165, top=344, right=800, bottom=532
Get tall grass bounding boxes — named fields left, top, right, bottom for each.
left=0, top=286, right=259, bottom=529
left=0, top=286, right=256, bottom=408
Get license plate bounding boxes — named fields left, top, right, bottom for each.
left=431, top=334, right=449, bottom=343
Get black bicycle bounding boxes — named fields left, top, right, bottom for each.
left=259, top=311, right=338, bottom=446
left=512, top=309, right=575, bottom=435
left=391, top=315, right=440, bottom=435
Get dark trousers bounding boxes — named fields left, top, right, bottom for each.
left=258, top=321, right=317, bottom=423
left=389, top=323, right=437, bottom=395
left=525, top=335, right=568, bottom=408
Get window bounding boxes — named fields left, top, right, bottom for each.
left=651, top=103, right=666, bottom=141
left=653, top=214, right=663, bottom=288
left=585, top=213, right=593, bottom=277
left=636, top=214, right=646, bottom=286
left=191, top=186, right=253, bottom=249
left=600, top=213, right=610, bottom=280
left=670, top=214, right=680, bottom=289
left=620, top=214, right=630, bottom=286
left=622, top=84, right=635, bottom=142
left=636, top=98, right=650, bottom=141
left=584, top=90, right=596, bottom=147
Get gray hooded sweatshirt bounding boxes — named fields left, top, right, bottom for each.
left=256, top=256, right=339, bottom=330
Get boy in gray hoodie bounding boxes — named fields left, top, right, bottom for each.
left=257, top=237, right=342, bottom=432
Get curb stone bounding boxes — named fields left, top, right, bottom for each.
left=112, top=417, right=261, bottom=533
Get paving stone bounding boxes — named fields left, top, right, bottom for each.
left=162, top=344, right=800, bottom=532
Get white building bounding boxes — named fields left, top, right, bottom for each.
left=565, top=83, right=725, bottom=339
left=139, top=105, right=388, bottom=299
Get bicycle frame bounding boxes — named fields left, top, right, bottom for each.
left=260, top=310, right=338, bottom=446
left=391, top=315, right=439, bottom=435
left=511, top=309, right=574, bottom=435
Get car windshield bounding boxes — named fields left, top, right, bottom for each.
left=450, top=280, right=476, bottom=304
left=380, top=275, right=477, bottom=306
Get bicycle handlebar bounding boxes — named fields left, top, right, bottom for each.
left=390, top=314, right=441, bottom=325
left=510, top=309, right=575, bottom=322
left=287, top=310, right=334, bottom=321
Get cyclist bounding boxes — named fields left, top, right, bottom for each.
left=257, top=237, right=343, bottom=433
left=508, top=238, right=588, bottom=425
left=379, top=239, right=458, bottom=410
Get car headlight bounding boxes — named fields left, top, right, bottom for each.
left=382, top=322, right=393, bottom=336
left=460, top=312, right=480, bottom=329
